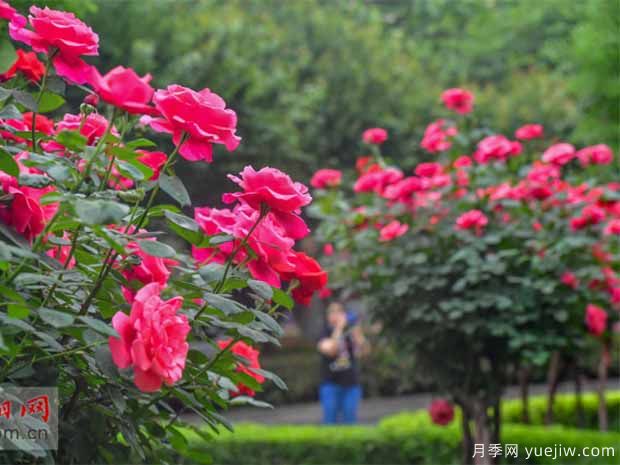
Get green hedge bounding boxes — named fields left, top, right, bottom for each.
left=180, top=392, right=620, bottom=465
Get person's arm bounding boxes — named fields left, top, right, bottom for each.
left=351, top=325, right=370, bottom=358
left=317, top=315, right=346, bottom=357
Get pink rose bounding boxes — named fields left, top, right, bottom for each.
left=561, top=272, right=579, bottom=289
left=453, top=155, right=472, bottom=168
left=323, top=243, right=334, bottom=256
left=89, top=66, right=157, bottom=115
left=10, top=6, right=98, bottom=84
left=136, top=150, right=167, bottom=180
left=379, top=220, right=408, bottom=242
left=441, top=88, right=474, bottom=114
left=603, top=219, right=620, bottom=236
left=109, top=283, right=189, bottom=392
left=310, top=169, right=342, bottom=189
left=222, top=166, right=312, bottom=240
left=542, top=143, right=575, bottom=166
left=576, top=144, right=613, bottom=166
left=217, top=339, right=265, bottom=397
left=362, top=127, right=388, bottom=145
left=143, top=84, right=240, bottom=162
left=515, top=124, right=543, bottom=140
left=354, top=167, right=404, bottom=195
left=570, top=204, right=606, bottom=231
left=420, top=120, right=457, bottom=153
left=474, top=135, right=519, bottom=164
left=0, top=1, right=23, bottom=23
left=428, top=399, right=454, bottom=426
left=383, top=177, right=425, bottom=204
left=585, top=304, right=607, bottom=337
left=414, top=162, right=443, bottom=178
left=121, top=242, right=179, bottom=303
left=56, top=113, right=117, bottom=145
left=455, top=209, right=488, bottom=233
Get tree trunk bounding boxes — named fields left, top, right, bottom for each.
left=545, top=351, right=562, bottom=425
left=472, top=399, right=493, bottom=465
left=491, top=397, right=501, bottom=449
left=597, top=343, right=609, bottom=431
left=573, top=360, right=585, bottom=428
left=518, top=365, right=530, bottom=424
left=460, top=403, right=474, bottom=465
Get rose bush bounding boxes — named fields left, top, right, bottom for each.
left=310, top=89, right=619, bottom=463
left=0, top=2, right=326, bottom=463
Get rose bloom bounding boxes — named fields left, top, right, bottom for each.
left=570, top=204, right=606, bottom=231
left=455, top=209, right=488, bottom=232
left=143, top=84, right=240, bottom=162
left=121, top=241, right=179, bottom=303
left=362, top=127, right=388, bottom=145
left=0, top=49, right=45, bottom=82
left=474, top=135, right=519, bottom=164
left=276, top=251, right=328, bottom=305
left=441, top=88, right=474, bottom=114
left=603, top=219, right=620, bottom=236
left=0, top=0, right=21, bottom=22
left=383, top=176, right=425, bottom=204
left=414, top=162, right=443, bottom=178
left=217, top=339, right=265, bottom=397
left=356, top=156, right=376, bottom=174
left=428, top=399, right=454, bottom=426
left=9, top=6, right=99, bottom=84
left=420, top=119, right=457, bottom=153
left=310, top=169, right=342, bottom=189
left=576, top=144, right=614, bottom=166
left=542, top=143, right=575, bottom=166
left=323, top=243, right=334, bottom=256
left=561, top=272, right=579, bottom=289
left=223, top=166, right=312, bottom=239
left=89, top=66, right=157, bottom=115
left=23, top=112, right=54, bottom=135
left=585, top=304, right=607, bottom=337
left=354, top=167, right=404, bottom=195
left=453, top=155, right=472, bottom=168
left=0, top=165, right=58, bottom=242
left=109, top=283, right=189, bottom=392
left=515, top=124, right=544, bottom=140
left=379, top=220, right=408, bottom=242
left=56, top=112, right=117, bottom=145
left=136, top=150, right=167, bottom=181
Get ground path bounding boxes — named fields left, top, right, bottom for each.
left=193, top=378, right=618, bottom=425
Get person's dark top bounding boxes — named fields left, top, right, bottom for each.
left=319, top=326, right=360, bottom=386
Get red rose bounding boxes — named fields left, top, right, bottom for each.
left=276, top=252, right=328, bottom=306
left=217, top=339, right=265, bottom=397
left=136, top=150, right=167, bottom=181
left=428, top=399, right=454, bottom=426
left=441, top=88, right=474, bottom=114
left=362, top=127, right=388, bottom=145
left=570, top=204, right=606, bottom=231
left=455, top=209, right=488, bottom=233
left=542, top=143, right=575, bottom=166
left=603, top=219, right=620, bottom=236
left=22, top=112, right=54, bottom=135
left=223, top=166, right=312, bottom=239
left=143, top=84, right=240, bottom=162
left=561, top=272, right=579, bottom=289
left=89, top=66, right=157, bottom=115
left=0, top=49, right=45, bottom=82
left=10, top=6, right=99, bottom=84
left=354, top=167, right=404, bottom=195
left=585, top=304, right=607, bottom=337
left=414, top=162, right=444, bottom=178
left=515, top=124, right=543, bottom=140
left=576, top=144, right=613, bottom=166
left=310, top=169, right=342, bottom=189
left=453, top=155, right=472, bottom=168
left=379, top=220, right=408, bottom=242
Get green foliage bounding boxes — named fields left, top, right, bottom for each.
left=181, top=392, right=620, bottom=465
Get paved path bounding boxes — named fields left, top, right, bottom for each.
left=201, top=378, right=618, bottom=425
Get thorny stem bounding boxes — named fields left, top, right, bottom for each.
left=30, top=51, right=55, bottom=152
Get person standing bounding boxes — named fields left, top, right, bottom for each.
left=317, top=302, right=369, bottom=424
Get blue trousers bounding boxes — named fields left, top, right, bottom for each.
left=319, top=382, right=362, bottom=424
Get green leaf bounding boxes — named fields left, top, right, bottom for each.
left=45, top=77, right=66, bottom=95
left=38, top=308, right=75, bottom=328
left=159, top=173, right=191, bottom=207
left=199, top=263, right=225, bottom=283
left=0, top=104, right=21, bottom=119
left=0, top=148, right=19, bottom=177
left=248, top=279, right=273, bottom=300
left=37, top=92, right=65, bottom=113
left=11, top=90, right=37, bottom=111
left=8, top=303, right=30, bottom=319
left=79, top=316, right=119, bottom=338
left=165, top=210, right=203, bottom=245
left=203, top=293, right=246, bottom=315
left=272, top=288, right=294, bottom=310
left=75, top=199, right=129, bottom=225
left=249, top=367, right=288, bottom=390
left=125, top=138, right=156, bottom=149
left=18, top=173, right=53, bottom=188
left=137, top=239, right=177, bottom=259
left=56, top=130, right=88, bottom=152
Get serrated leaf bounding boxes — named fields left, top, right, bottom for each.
left=272, top=288, right=294, bottom=310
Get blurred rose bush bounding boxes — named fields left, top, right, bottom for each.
left=310, top=87, right=619, bottom=461
left=0, top=2, right=327, bottom=463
